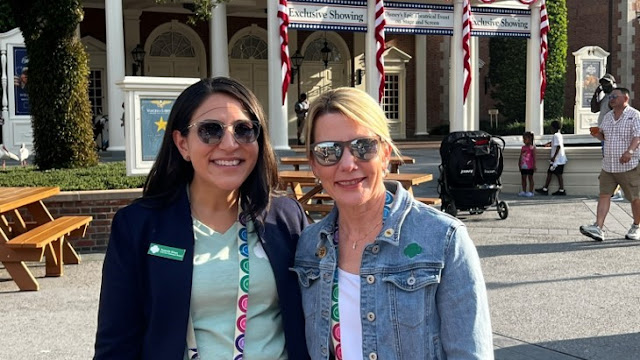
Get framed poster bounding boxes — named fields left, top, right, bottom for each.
left=13, top=46, right=29, bottom=116
left=581, top=60, right=601, bottom=108
left=120, top=76, right=199, bottom=176
left=140, top=98, right=174, bottom=161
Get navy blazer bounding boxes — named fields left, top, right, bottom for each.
left=94, top=188, right=310, bottom=359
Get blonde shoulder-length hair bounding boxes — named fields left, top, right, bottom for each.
left=304, top=87, right=401, bottom=158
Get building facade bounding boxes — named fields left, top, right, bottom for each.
left=68, top=0, right=640, bottom=147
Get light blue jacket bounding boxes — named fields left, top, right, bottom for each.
left=292, top=181, right=493, bottom=360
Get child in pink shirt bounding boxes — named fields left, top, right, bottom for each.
left=518, top=131, right=536, bottom=197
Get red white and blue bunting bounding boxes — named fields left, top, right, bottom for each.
left=462, top=0, right=472, bottom=103
left=278, top=0, right=291, bottom=105
left=375, top=0, right=386, bottom=103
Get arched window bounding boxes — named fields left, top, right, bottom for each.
left=149, top=32, right=195, bottom=57
left=230, top=35, right=268, bottom=60
left=304, top=38, right=342, bottom=62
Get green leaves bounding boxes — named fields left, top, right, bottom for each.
left=0, top=162, right=145, bottom=190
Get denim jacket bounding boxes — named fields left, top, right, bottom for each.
left=292, top=181, right=493, bottom=360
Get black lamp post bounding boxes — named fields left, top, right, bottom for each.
left=320, top=40, right=332, bottom=69
left=290, top=49, right=304, bottom=98
left=131, top=44, right=146, bottom=76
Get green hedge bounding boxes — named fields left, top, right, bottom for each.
left=429, top=117, right=574, bottom=136
left=0, top=162, right=145, bottom=191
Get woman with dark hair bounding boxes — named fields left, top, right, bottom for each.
left=95, top=77, right=309, bottom=359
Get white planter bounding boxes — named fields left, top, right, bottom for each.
left=502, top=145, right=602, bottom=196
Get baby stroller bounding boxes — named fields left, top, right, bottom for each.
left=438, top=131, right=509, bottom=219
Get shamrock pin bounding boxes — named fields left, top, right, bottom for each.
left=403, top=243, right=422, bottom=258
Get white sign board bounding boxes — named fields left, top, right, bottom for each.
left=118, top=76, right=200, bottom=176
left=0, top=28, right=32, bottom=156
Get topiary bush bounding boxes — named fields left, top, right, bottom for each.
left=8, top=0, right=98, bottom=169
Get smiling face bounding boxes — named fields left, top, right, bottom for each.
left=173, top=93, right=259, bottom=197
left=310, top=112, right=391, bottom=209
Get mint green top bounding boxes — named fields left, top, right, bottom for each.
left=184, top=218, right=287, bottom=360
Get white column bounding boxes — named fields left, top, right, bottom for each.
left=525, top=1, right=543, bottom=136
left=467, top=36, right=479, bottom=130
left=449, top=0, right=466, bottom=131
left=365, top=0, right=379, bottom=100
left=1, top=50, right=7, bottom=126
left=105, top=0, right=126, bottom=151
left=415, top=35, right=428, bottom=135
left=267, top=0, right=289, bottom=150
left=211, top=3, right=229, bottom=77
left=123, top=10, right=142, bottom=76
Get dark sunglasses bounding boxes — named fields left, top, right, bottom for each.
left=311, top=137, right=380, bottom=166
left=185, top=120, right=260, bottom=145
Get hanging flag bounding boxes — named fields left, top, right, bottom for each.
left=462, top=0, right=472, bottom=103
left=539, top=0, right=549, bottom=102
left=375, top=0, right=386, bottom=103
left=278, top=0, right=291, bottom=105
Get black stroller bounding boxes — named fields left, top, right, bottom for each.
left=438, top=131, right=509, bottom=219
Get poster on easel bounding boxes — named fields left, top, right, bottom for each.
left=13, top=46, right=29, bottom=116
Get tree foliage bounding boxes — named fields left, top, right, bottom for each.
left=489, top=0, right=568, bottom=123
left=155, top=0, right=230, bottom=24
left=8, top=0, right=97, bottom=169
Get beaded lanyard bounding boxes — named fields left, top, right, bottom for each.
left=330, top=191, right=393, bottom=359
left=186, top=208, right=250, bottom=360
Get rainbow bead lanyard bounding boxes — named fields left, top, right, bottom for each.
left=186, top=208, right=250, bottom=360
left=329, top=191, right=393, bottom=360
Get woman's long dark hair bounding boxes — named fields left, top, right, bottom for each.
left=142, top=77, right=279, bottom=220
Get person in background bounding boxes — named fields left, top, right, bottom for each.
left=536, top=120, right=567, bottom=196
left=590, top=73, right=616, bottom=126
left=293, top=87, right=493, bottom=360
left=590, top=73, right=624, bottom=200
left=94, top=77, right=310, bottom=359
left=295, top=93, right=309, bottom=145
left=580, top=88, right=640, bottom=242
left=518, top=131, right=536, bottom=197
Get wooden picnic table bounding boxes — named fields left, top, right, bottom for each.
left=0, top=187, right=92, bottom=291
left=278, top=171, right=433, bottom=219
left=279, top=155, right=415, bottom=173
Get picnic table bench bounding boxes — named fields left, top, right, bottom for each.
left=0, top=187, right=92, bottom=291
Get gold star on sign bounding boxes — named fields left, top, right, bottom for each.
left=155, top=117, right=167, bottom=132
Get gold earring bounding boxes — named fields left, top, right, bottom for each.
left=314, top=177, right=321, bottom=185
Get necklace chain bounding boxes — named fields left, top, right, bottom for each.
left=342, top=218, right=384, bottom=250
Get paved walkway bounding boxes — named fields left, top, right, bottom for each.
left=1, top=147, right=639, bottom=359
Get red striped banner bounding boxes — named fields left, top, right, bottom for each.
left=539, top=0, right=549, bottom=101
left=375, top=0, right=386, bottom=103
left=278, top=0, right=291, bottom=105
left=462, top=0, right=472, bottom=103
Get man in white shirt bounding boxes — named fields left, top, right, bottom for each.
left=580, top=88, right=640, bottom=241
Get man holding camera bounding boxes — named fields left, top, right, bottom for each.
left=591, top=73, right=617, bottom=125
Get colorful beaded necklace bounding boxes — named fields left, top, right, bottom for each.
left=186, top=207, right=250, bottom=360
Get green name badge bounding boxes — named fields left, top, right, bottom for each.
left=147, top=243, right=186, bottom=261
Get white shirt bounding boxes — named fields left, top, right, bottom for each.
left=550, top=132, right=567, bottom=165
left=337, top=268, right=363, bottom=360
